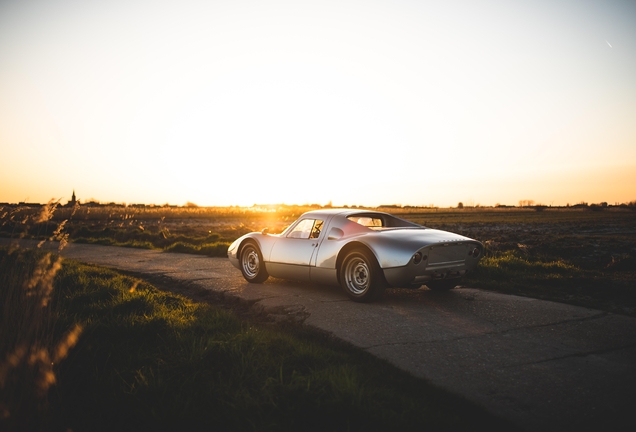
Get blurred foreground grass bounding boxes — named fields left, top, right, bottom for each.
left=0, top=247, right=515, bottom=431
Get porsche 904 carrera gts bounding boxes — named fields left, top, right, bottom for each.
left=228, top=209, right=483, bottom=302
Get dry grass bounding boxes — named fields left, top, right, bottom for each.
left=0, top=205, right=81, bottom=430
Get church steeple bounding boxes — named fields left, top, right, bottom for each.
left=70, top=190, right=77, bottom=206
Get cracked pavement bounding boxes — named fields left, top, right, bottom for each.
left=4, top=239, right=635, bottom=431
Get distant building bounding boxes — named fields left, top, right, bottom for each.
left=66, top=190, right=78, bottom=207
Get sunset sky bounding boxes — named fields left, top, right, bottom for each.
left=1, top=0, right=634, bottom=207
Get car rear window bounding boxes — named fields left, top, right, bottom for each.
left=347, top=216, right=384, bottom=228
left=347, top=213, right=422, bottom=230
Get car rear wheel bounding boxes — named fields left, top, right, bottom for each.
left=426, top=279, right=459, bottom=291
left=340, top=249, right=385, bottom=302
left=240, top=242, right=269, bottom=283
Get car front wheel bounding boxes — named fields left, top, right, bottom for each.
left=240, top=242, right=269, bottom=283
left=340, top=249, right=385, bottom=302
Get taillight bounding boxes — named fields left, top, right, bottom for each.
left=469, top=247, right=481, bottom=257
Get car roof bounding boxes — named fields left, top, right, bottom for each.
left=299, top=208, right=387, bottom=218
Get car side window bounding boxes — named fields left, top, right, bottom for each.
left=310, top=220, right=323, bottom=239
left=287, top=219, right=323, bottom=239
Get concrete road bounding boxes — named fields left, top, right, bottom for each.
left=4, top=239, right=636, bottom=431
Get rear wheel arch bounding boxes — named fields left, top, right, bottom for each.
left=338, top=246, right=387, bottom=302
left=336, top=242, right=382, bottom=283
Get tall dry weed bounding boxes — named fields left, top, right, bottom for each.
left=0, top=200, right=82, bottom=429
left=33, top=199, right=60, bottom=224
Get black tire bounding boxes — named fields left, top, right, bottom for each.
left=339, top=249, right=386, bottom=302
left=239, top=242, right=269, bottom=283
left=426, top=279, right=459, bottom=291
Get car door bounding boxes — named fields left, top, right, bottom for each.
left=268, top=218, right=324, bottom=281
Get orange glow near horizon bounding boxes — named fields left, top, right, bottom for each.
left=2, top=162, right=634, bottom=208
left=1, top=0, right=635, bottom=208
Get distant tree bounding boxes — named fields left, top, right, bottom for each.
left=185, top=202, right=198, bottom=208
left=518, top=200, right=535, bottom=207
left=457, top=202, right=464, bottom=209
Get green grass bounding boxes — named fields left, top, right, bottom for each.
left=70, top=226, right=232, bottom=257
left=0, top=247, right=516, bottom=432
left=164, top=240, right=230, bottom=256
left=464, top=249, right=635, bottom=315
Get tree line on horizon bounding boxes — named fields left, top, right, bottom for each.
left=2, top=199, right=636, bottom=210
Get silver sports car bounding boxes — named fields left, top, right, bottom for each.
left=228, top=209, right=483, bottom=302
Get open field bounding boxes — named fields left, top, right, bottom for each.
left=2, top=204, right=635, bottom=315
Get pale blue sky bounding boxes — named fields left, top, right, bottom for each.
left=1, top=0, right=635, bottom=206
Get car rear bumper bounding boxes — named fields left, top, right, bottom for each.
left=382, top=242, right=482, bottom=287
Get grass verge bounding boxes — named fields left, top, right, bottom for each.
left=71, top=227, right=231, bottom=257
left=0, top=247, right=516, bottom=432
left=464, top=249, right=636, bottom=315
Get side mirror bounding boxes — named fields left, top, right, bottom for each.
left=327, top=227, right=344, bottom=240
left=261, top=228, right=269, bottom=235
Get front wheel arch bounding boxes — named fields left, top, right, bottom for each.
left=238, top=240, right=269, bottom=283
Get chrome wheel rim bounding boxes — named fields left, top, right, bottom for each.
left=344, top=256, right=370, bottom=295
left=242, top=247, right=260, bottom=279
